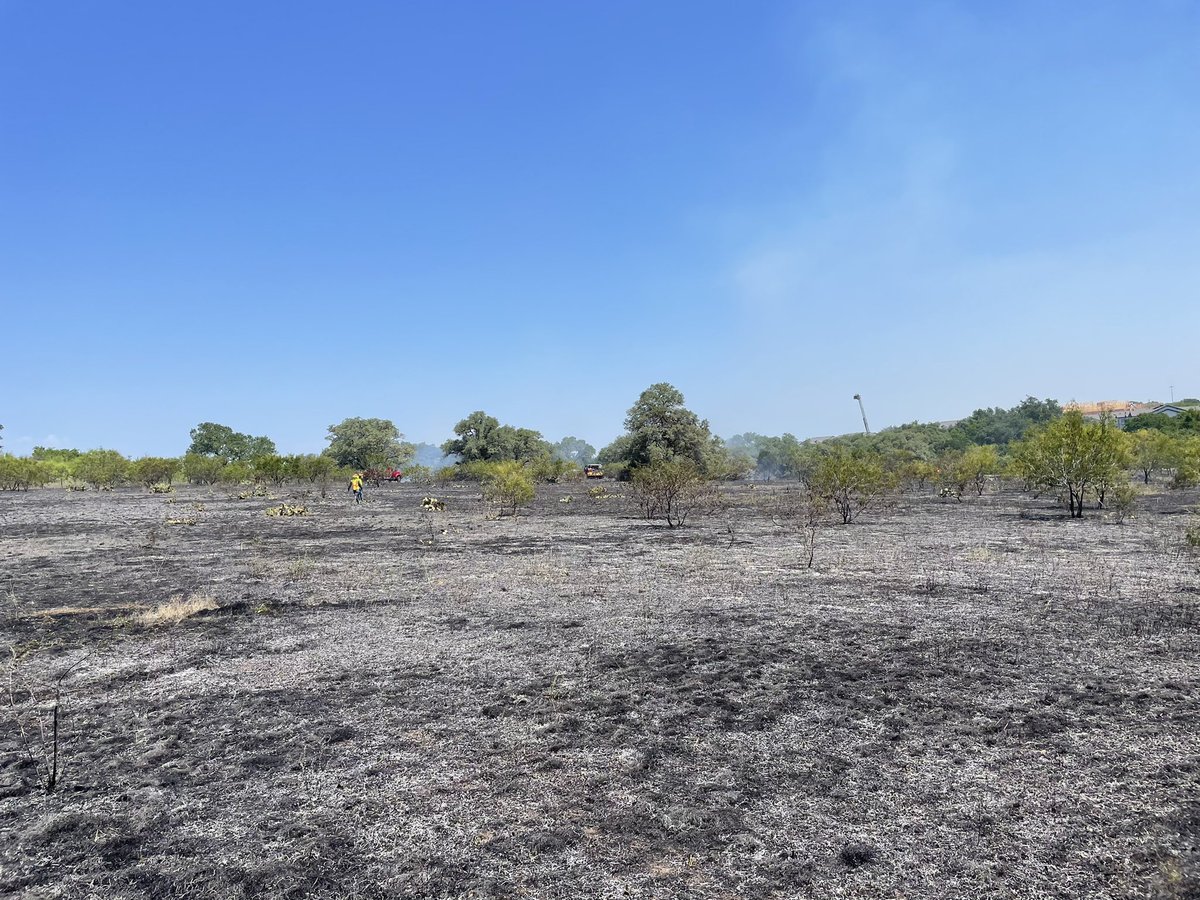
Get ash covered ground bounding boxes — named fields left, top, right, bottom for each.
left=2, top=481, right=1198, bottom=899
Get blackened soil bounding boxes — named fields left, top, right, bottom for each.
left=1, top=481, right=1199, bottom=898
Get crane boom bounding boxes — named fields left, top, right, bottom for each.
left=853, top=393, right=871, bottom=435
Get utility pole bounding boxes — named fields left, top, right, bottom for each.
left=1170, top=385, right=1175, bottom=402
left=853, top=393, right=871, bottom=435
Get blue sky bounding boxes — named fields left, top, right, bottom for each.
left=2, top=1, right=1198, bottom=456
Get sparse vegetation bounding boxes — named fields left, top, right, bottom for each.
left=2, top=477, right=1198, bottom=897
left=631, top=458, right=718, bottom=527
left=805, top=447, right=896, bottom=524
left=136, top=593, right=220, bottom=626
left=264, top=503, right=308, bottom=517
left=481, top=461, right=535, bottom=516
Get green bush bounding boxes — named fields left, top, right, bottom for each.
left=482, top=461, right=535, bottom=516
left=529, top=457, right=581, bottom=484
left=220, top=461, right=253, bottom=484
left=0, top=456, right=54, bottom=491
left=1107, top=481, right=1140, bottom=524
left=252, top=455, right=290, bottom=486
left=806, top=448, right=896, bottom=524
left=182, top=452, right=225, bottom=485
left=437, top=460, right=496, bottom=483
left=129, top=456, right=179, bottom=488
left=74, top=450, right=129, bottom=490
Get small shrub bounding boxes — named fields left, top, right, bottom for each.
left=1172, top=467, right=1198, bottom=490
left=482, top=462, right=535, bottom=517
left=1107, top=481, right=1139, bottom=524
left=631, top=460, right=718, bottom=528
left=772, top=486, right=831, bottom=568
left=265, top=503, right=308, bottom=517
left=1186, top=522, right=1200, bottom=549
left=529, top=457, right=581, bottom=484
left=806, top=449, right=896, bottom=524
left=421, top=497, right=446, bottom=511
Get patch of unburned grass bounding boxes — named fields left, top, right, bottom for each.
left=136, top=593, right=219, bottom=627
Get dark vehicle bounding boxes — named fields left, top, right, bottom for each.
left=584, top=465, right=604, bottom=479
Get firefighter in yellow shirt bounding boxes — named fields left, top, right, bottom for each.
left=349, top=473, right=364, bottom=504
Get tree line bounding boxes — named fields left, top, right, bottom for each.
left=2, top=389, right=1198, bottom=522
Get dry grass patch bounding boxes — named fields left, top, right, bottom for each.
left=36, top=605, right=135, bottom=618
left=136, top=593, right=220, bottom=627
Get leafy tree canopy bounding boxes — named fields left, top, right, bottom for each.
left=441, top=411, right=550, bottom=463
left=1125, top=409, right=1200, bottom=434
left=620, top=383, right=719, bottom=472
left=33, top=446, right=82, bottom=461
left=1012, top=410, right=1129, bottom=517
left=325, top=417, right=413, bottom=471
left=188, top=422, right=276, bottom=463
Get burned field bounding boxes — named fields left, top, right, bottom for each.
left=2, top=482, right=1199, bottom=899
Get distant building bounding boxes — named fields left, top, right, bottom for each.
left=1148, top=404, right=1190, bottom=418
left=1064, top=401, right=1157, bottom=428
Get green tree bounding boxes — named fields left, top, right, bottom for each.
left=442, top=411, right=502, bottom=461
left=530, top=457, right=580, bottom=483
left=0, top=456, right=54, bottom=491
left=596, top=434, right=635, bottom=466
left=74, top=450, right=129, bottom=489
left=806, top=448, right=895, bottom=524
left=220, top=461, right=253, bottom=484
left=1012, top=411, right=1129, bottom=517
left=1125, top=409, right=1200, bottom=435
left=442, top=412, right=550, bottom=463
left=32, top=447, right=81, bottom=462
left=610, top=383, right=719, bottom=474
left=187, top=422, right=276, bottom=462
left=754, top=434, right=805, bottom=480
left=955, top=445, right=1001, bottom=496
left=252, top=454, right=291, bottom=486
left=1173, top=436, right=1200, bottom=488
left=181, top=452, right=225, bottom=485
left=1130, top=429, right=1178, bottom=484
left=900, top=459, right=939, bottom=491
left=953, top=397, right=1062, bottom=446
left=325, top=417, right=413, bottom=471
left=128, top=456, right=179, bottom=488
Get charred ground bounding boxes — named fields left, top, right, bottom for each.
left=2, top=481, right=1198, bottom=899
